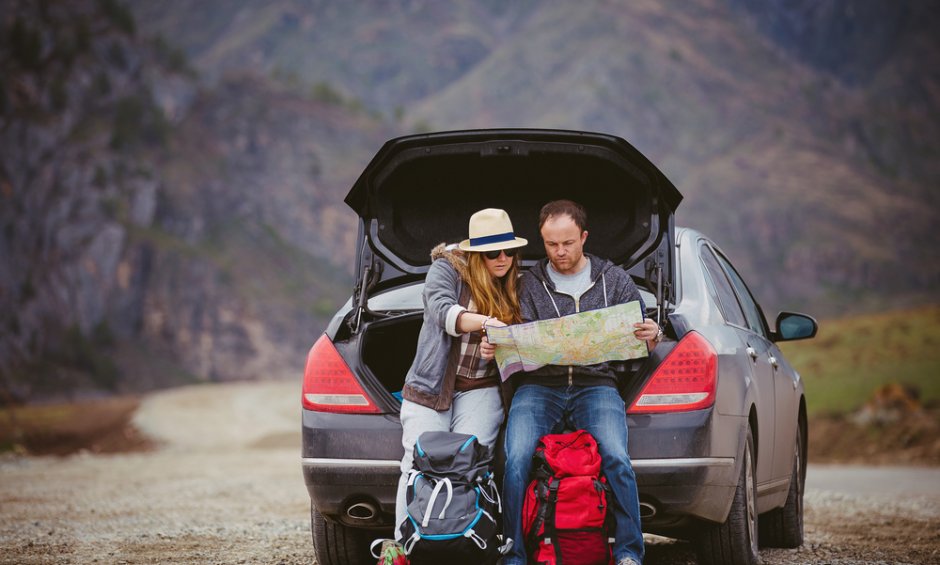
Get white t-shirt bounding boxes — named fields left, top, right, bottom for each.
left=547, top=258, right=592, bottom=300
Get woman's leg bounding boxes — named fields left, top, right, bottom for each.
left=450, top=387, right=504, bottom=448
left=395, top=399, right=452, bottom=540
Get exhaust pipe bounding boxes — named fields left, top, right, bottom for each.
left=639, top=502, right=657, bottom=520
left=346, top=501, right=379, bottom=521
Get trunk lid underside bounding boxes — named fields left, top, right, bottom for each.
left=345, top=129, right=682, bottom=277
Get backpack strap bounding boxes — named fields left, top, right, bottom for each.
left=526, top=478, right=551, bottom=552
left=423, top=477, right=454, bottom=526
left=478, top=475, right=501, bottom=512
left=465, top=529, right=488, bottom=550
left=544, top=480, right=563, bottom=565
left=402, top=532, right=420, bottom=555
left=599, top=477, right=616, bottom=544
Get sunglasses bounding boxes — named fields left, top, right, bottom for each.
left=483, top=248, right=519, bottom=260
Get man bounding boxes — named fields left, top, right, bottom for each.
left=499, top=200, right=661, bottom=565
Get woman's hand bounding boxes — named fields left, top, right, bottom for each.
left=480, top=319, right=506, bottom=360
left=480, top=336, right=497, bottom=360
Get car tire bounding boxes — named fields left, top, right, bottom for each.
left=759, top=417, right=806, bottom=548
left=311, top=503, right=372, bottom=565
left=696, top=426, right=759, bottom=565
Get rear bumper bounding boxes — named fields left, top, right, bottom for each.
left=302, top=410, right=403, bottom=529
left=301, top=457, right=400, bottom=528
left=632, top=456, right=737, bottom=530
left=627, top=409, right=745, bottom=529
left=299, top=455, right=737, bottom=531
left=301, top=407, right=745, bottom=531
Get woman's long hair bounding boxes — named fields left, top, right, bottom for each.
left=465, top=252, right=522, bottom=324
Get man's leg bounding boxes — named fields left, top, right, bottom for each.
left=501, top=385, right=565, bottom=565
left=568, top=385, right=644, bottom=563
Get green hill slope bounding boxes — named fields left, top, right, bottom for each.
left=780, top=306, right=940, bottom=417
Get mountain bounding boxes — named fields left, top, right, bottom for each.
left=403, top=0, right=940, bottom=314
left=127, top=0, right=541, bottom=118
left=128, top=0, right=940, bottom=315
left=2, top=0, right=938, bottom=400
left=0, top=0, right=392, bottom=400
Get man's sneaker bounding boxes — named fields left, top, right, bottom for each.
left=616, top=557, right=641, bottom=565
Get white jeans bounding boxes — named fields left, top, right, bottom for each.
left=394, top=387, right=504, bottom=539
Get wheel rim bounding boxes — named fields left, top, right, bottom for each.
left=745, top=446, right=758, bottom=555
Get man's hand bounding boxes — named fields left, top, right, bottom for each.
left=480, top=319, right=507, bottom=360
left=633, top=318, right=662, bottom=347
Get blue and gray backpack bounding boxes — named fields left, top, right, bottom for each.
left=399, top=431, right=512, bottom=564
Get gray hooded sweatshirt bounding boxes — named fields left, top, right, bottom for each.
left=515, top=253, right=647, bottom=388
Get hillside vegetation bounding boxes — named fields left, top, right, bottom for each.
left=780, top=306, right=940, bottom=465
left=782, top=306, right=940, bottom=417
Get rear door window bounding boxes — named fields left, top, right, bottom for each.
left=699, top=244, right=747, bottom=327
left=715, top=252, right=769, bottom=339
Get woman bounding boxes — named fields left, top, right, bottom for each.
left=394, top=207, right=526, bottom=540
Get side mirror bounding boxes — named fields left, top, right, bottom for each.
left=773, top=312, right=818, bottom=342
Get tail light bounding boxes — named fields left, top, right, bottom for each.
left=628, top=331, right=717, bottom=414
left=302, top=334, right=381, bottom=414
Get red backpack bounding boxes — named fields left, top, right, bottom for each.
left=522, top=430, right=614, bottom=565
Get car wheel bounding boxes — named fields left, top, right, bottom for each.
left=759, top=417, right=806, bottom=548
left=697, top=426, right=759, bottom=565
left=311, top=503, right=372, bottom=565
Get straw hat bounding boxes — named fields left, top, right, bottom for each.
left=458, top=208, right=528, bottom=252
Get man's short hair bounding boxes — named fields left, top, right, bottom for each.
left=539, top=200, right=587, bottom=232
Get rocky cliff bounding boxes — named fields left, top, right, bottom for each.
left=0, top=0, right=389, bottom=400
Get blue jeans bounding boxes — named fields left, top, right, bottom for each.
left=501, top=384, right=644, bottom=564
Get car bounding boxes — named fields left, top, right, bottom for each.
left=300, top=129, right=817, bottom=565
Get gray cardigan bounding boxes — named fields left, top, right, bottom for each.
left=401, top=246, right=471, bottom=411
left=514, top=253, right=647, bottom=388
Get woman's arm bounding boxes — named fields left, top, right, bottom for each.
left=456, top=311, right=504, bottom=334
left=423, top=260, right=463, bottom=336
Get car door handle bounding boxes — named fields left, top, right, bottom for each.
left=746, top=346, right=758, bottom=361
left=768, top=355, right=778, bottom=369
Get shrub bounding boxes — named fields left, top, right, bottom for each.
left=10, top=17, right=42, bottom=70
left=97, top=0, right=136, bottom=36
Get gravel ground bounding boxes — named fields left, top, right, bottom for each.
left=1, top=381, right=938, bottom=564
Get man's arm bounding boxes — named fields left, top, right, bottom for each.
left=612, top=268, right=661, bottom=349
left=613, top=269, right=643, bottom=309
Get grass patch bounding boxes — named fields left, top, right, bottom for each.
left=0, top=397, right=151, bottom=456
left=780, top=305, right=940, bottom=417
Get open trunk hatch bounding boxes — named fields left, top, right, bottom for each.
left=346, top=129, right=681, bottom=271
left=344, top=129, right=683, bottom=331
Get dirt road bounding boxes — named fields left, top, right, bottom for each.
left=1, top=381, right=938, bottom=564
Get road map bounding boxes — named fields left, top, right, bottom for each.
left=485, top=300, right=648, bottom=381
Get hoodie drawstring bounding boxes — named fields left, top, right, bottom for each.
left=542, top=281, right=562, bottom=317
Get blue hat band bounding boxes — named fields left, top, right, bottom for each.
left=469, top=232, right=516, bottom=246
